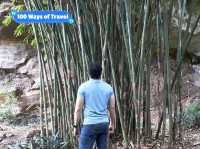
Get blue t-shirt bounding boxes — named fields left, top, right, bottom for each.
left=77, top=79, right=114, bottom=125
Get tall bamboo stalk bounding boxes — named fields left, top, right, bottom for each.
left=23, top=0, right=199, bottom=148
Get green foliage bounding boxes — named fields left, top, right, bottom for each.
left=14, top=4, right=25, bottom=11
left=2, top=16, right=12, bottom=26
left=11, top=0, right=24, bottom=5
left=1, top=1, right=35, bottom=47
left=0, top=92, right=18, bottom=121
left=42, top=0, right=48, bottom=5
left=14, top=24, right=26, bottom=37
left=183, top=101, right=200, bottom=128
left=30, top=38, right=37, bottom=47
left=1, top=0, right=62, bottom=48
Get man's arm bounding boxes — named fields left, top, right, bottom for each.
left=108, top=95, right=116, bottom=133
left=74, top=96, right=84, bottom=127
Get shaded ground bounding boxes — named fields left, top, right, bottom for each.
left=0, top=104, right=200, bottom=148
left=0, top=62, right=200, bottom=148
left=0, top=108, right=40, bottom=149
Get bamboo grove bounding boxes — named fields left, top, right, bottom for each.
left=23, top=0, right=200, bottom=148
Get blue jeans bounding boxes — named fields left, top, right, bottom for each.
left=79, top=122, right=109, bottom=149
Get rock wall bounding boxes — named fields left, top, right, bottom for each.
left=0, top=41, right=39, bottom=93
left=0, top=1, right=40, bottom=114
left=0, top=41, right=40, bottom=111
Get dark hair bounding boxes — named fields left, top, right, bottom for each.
left=89, top=62, right=102, bottom=79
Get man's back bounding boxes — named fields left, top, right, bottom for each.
left=74, top=62, right=115, bottom=149
left=77, top=79, right=113, bottom=125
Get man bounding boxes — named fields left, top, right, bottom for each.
left=73, top=62, right=116, bottom=149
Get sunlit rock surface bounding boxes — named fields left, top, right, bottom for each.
left=0, top=41, right=35, bottom=69
left=0, top=2, right=39, bottom=110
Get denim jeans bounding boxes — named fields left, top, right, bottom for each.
left=79, top=122, right=109, bottom=149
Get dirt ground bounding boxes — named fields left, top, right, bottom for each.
left=1, top=108, right=200, bottom=149
left=1, top=63, right=200, bottom=148
left=0, top=108, right=40, bottom=149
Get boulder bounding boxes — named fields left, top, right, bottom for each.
left=17, top=57, right=38, bottom=74
left=0, top=32, right=39, bottom=109
left=0, top=73, right=34, bottom=94
left=17, top=57, right=40, bottom=90
left=19, top=90, right=40, bottom=112
left=0, top=40, right=36, bottom=69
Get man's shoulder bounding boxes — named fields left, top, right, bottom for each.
left=79, top=80, right=113, bottom=89
left=79, top=80, right=90, bottom=88
left=101, top=80, right=113, bottom=89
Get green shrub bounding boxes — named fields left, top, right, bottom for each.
left=0, top=92, right=18, bottom=121
left=183, top=100, right=200, bottom=128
